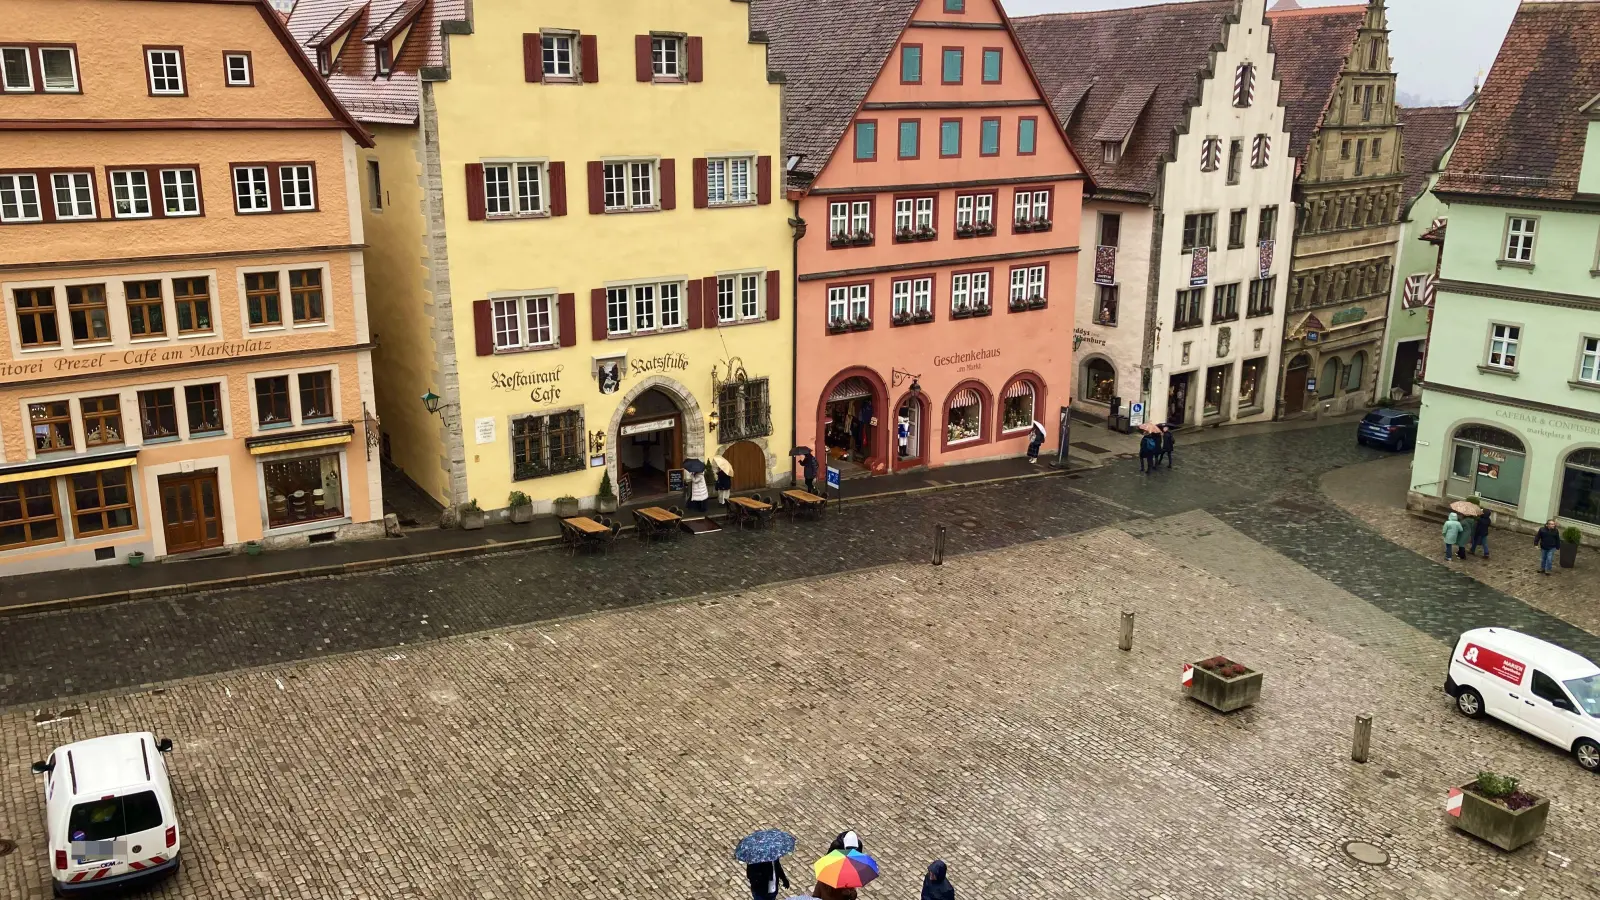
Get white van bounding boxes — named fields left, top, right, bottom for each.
left=1446, top=627, right=1600, bottom=771
left=29, top=732, right=181, bottom=896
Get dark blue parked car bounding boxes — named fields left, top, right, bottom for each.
left=1357, top=408, right=1418, bottom=451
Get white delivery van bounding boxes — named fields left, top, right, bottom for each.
left=1446, top=627, right=1600, bottom=771
left=29, top=732, right=181, bottom=896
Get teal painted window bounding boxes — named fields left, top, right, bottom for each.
left=944, top=0, right=964, bottom=11
left=980, top=119, right=1000, bottom=156
left=942, top=48, right=963, bottom=84
left=940, top=119, right=961, bottom=157
left=1018, top=118, right=1037, bottom=154
left=899, top=120, right=920, bottom=159
left=982, top=49, right=1002, bottom=83
left=854, top=122, right=877, bottom=161
left=901, top=46, right=922, bottom=83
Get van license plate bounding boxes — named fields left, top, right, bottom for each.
left=71, top=840, right=116, bottom=862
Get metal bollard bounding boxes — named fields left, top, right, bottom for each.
left=1351, top=713, right=1373, bottom=763
left=1118, top=611, right=1135, bottom=651
left=932, top=525, right=947, bottom=566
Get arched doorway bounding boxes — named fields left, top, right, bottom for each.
left=1319, top=358, right=1341, bottom=398
left=818, top=368, right=887, bottom=476
left=1283, top=353, right=1311, bottom=413
left=1447, top=423, right=1526, bottom=507
left=1082, top=357, right=1115, bottom=405
left=723, top=440, right=767, bottom=490
left=608, top=376, right=705, bottom=503
left=892, top=390, right=929, bottom=469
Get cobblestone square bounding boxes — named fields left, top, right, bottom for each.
left=5, top=517, right=1600, bottom=899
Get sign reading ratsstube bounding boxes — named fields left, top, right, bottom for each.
left=0, top=339, right=274, bottom=379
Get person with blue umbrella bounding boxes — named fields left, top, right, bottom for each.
left=736, top=829, right=796, bottom=900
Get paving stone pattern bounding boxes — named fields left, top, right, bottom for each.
left=4, top=425, right=1600, bottom=711
left=4, top=529, right=1600, bottom=899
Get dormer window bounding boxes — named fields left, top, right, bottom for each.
left=1102, top=142, right=1121, bottom=165
left=316, top=47, right=331, bottom=76
left=375, top=43, right=392, bottom=76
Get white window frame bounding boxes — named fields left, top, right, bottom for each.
left=1, top=46, right=33, bottom=92
left=1504, top=216, right=1537, bottom=263
left=110, top=169, right=153, bottom=219
left=1487, top=322, right=1520, bottom=370
left=0, top=173, right=43, bottom=223
left=490, top=293, right=557, bottom=352
left=602, top=159, right=656, bottom=211
left=482, top=160, right=546, bottom=218
left=1010, top=265, right=1046, bottom=303
left=542, top=32, right=575, bottom=78
left=707, top=156, right=754, bottom=206
left=233, top=166, right=271, bottom=213
left=160, top=168, right=200, bottom=217
left=39, top=47, right=78, bottom=92
left=1580, top=336, right=1600, bottom=384
left=955, top=193, right=993, bottom=229
left=651, top=35, right=683, bottom=79
left=827, top=286, right=848, bottom=323
left=278, top=165, right=315, bottom=211
left=891, top=276, right=932, bottom=317
left=51, top=172, right=95, bottom=220
left=224, top=52, right=252, bottom=86
left=737, top=273, right=760, bottom=320
left=146, top=48, right=185, bottom=95
left=603, top=280, right=686, bottom=337
left=828, top=284, right=870, bottom=325
left=828, top=202, right=850, bottom=240
left=1031, top=191, right=1050, bottom=222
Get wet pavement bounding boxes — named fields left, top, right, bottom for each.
left=3, top=422, right=1597, bottom=710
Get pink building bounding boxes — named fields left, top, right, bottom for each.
left=756, top=0, right=1087, bottom=478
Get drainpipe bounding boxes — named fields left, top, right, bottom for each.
left=788, top=201, right=804, bottom=488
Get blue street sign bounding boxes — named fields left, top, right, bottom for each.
left=825, top=466, right=841, bottom=491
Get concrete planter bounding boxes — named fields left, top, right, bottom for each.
left=508, top=505, right=533, bottom=524
left=553, top=497, right=580, bottom=518
left=1560, top=540, right=1578, bottom=569
left=1186, top=657, right=1263, bottom=712
left=460, top=509, right=486, bottom=531
left=596, top=496, right=618, bottom=513
left=1453, top=785, right=1549, bottom=851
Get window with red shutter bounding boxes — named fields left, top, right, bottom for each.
left=472, top=299, right=493, bottom=355
left=549, top=161, right=567, bottom=216
left=766, top=270, right=781, bottom=321
left=756, top=156, right=772, bottom=205
left=634, top=35, right=651, bottom=82
left=687, top=279, right=703, bottom=329
left=686, top=36, right=703, bottom=83
left=465, top=163, right=486, bottom=220
left=580, top=34, right=599, bottom=82
left=558, top=293, right=576, bottom=347
left=692, top=158, right=709, bottom=209
left=701, top=276, right=718, bottom=326
left=586, top=161, right=604, bottom=214
left=522, top=34, right=541, bottom=82
left=590, top=289, right=607, bottom=340
left=659, top=158, right=676, bottom=210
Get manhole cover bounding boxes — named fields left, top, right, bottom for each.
left=1342, top=840, right=1390, bottom=866
left=0, top=839, right=15, bottom=857
left=1381, top=769, right=1402, bottom=779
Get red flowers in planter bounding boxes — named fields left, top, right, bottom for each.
left=1199, top=656, right=1252, bottom=678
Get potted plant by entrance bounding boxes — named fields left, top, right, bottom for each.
left=1185, top=655, right=1263, bottom=712
left=553, top=495, right=580, bottom=518
left=1560, top=526, right=1581, bottom=568
left=244, top=540, right=264, bottom=556
left=1451, top=771, right=1549, bottom=852
left=127, top=551, right=145, bottom=568
left=507, top=491, right=534, bottom=524
left=459, top=499, right=486, bottom=531
left=597, top=471, right=618, bottom=513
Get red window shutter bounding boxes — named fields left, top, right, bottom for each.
left=687, top=279, right=703, bottom=329
left=702, top=276, right=719, bottom=325
left=522, top=34, right=541, bottom=82
left=765, top=270, right=781, bottom=322
left=557, top=293, right=576, bottom=347
left=659, top=158, right=676, bottom=210
left=692, top=158, right=708, bottom=209
left=580, top=34, right=599, bottom=83
left=635, top=35, right=652, bottom=82
left=590, top=288, right=608, bottom=341
left=549, top=161, right=567, bottom=216
left=465, top=163, right=486, bottom=221
left=686, top=36, right=704, bottom=83
left=472, top=299, right=493, bottom=355
left=757, top=155, right=773, bottom=205
left=587, top=161, right=604, bottom=214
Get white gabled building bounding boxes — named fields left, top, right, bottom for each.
left=1016, top=0, right=1294, bottom=428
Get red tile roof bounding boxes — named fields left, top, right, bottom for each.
left=286, top=0, right=468, bottom=126
left=1265, top=4, right=1366, bottom=162
left=1436, top=2, right=1600, bottom=203
left=749, top=0, right=923, bottom=184
left=1396, top=105, right=1460, bottom=206
left=1014, top=1, right=1234, bottom=200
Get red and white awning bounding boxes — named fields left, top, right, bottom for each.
left=948, top=388, right=980, bottom=409
left=1005, top=380, right=1035, bottom=399
left=828, top=377, right=874, bottom=403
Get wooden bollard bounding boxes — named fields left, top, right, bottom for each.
left=1351, top=714, right=1373, bottom=763
left=932, top=525, right=947, bottom=566
left=1118, top=611, right=1135, bottom=651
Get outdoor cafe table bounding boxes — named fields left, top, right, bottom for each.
left=781, top=489, right=827, bottom=521
left=560, top=516, right=609, bottom=554
left=727, top=496, right=774, bottom=529
left=634, top=506, right=681, bottom=541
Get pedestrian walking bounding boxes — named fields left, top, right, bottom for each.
left=1535, top=519, right=1562, bottom=575
left=688, top=466, right=709, bottom=513
left=745, top=859, right=790, bottom=900
left=1139, top=432, right=1158, bottom=474
left=801, top=451, right=819, bottom=495
left=1026, top=420, right=1046, bottom=464
left=813, top=886, right=857, bottom=900
left=1441, top=512, right=1464, bottom=562
left=1160, top=423, right=1175, bottom=468
left=827, top=830, right=863, bottom=854
left=715, top=467, right=732, bottom=506
left=1467, top=512, right=1490, bottom=559
left=921, top=860, right=956, bottom=900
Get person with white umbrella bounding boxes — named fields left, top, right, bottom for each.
left=1026, top=420, right=1047, bottom=464
left=712, top=455, right=734, bottom=506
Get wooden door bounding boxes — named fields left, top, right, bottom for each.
left=1283, top=366, right=1308, bottom=413
left=724, top=441, right=767, bottom=491
left=160, top=471, right=223, bottom=553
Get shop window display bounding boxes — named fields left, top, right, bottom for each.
left=947, top=390, right=982, bottom=444
left=263, top=454, right=343, bottom=529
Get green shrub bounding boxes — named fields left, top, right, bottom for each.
left=598, top=470, right=616, bottom=500
left=461, top=499, right=480, bottom=513
left=1475, top=771, right=1518, bottom=799
left=1561, top=526, right=1582, bottom=545
left=507, top=491, right=532, bottom=508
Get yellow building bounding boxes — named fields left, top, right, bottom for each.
left=0, top=0, right=383, bottom=574
left=289, top=0, right=793, bottom=519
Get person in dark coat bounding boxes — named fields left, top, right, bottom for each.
left=801, top=452, right=819, bottom=494
left=1160, top=423, right=1176, bottom=468
left=813, top=886, right=857, bottom=900
left=921, top=860, right=955, bottom=900
left=827, top=830, right=862, bottom=854
left=746, top=859, right=789, bottom=900
left=1535, top=519, right=1562, bottom=575
left=715, top=467, right=733, bottom=506
left=1026, top=421, right=1046, bottom=463
left=1467, top=512, right=1490, bottom=559
left=1139, top=432, right=1158, bottom=474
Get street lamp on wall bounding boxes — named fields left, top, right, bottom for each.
left=891, top=368, right=921, bottom=394
left=708, top=410, right=720, bottom=434
left=421, top=391, right=443, bottom=415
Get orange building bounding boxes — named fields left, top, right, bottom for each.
left=0, top=0, right=383, bottom=574
left=755, top=0, right=1087, bottom=478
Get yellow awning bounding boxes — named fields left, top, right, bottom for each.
left=0, top=454, right=137, bottom=485
left=248, top=433, right=352, bottom=455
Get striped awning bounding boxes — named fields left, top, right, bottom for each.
left=0, top=448, right=138, bottom=485
left=1005, top=380, right=1035, bottom=399
left=828, top=376, right=874, bottom=403
left=948, top=388, right=980, bottom=409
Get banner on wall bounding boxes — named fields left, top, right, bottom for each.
left=1258, top=239, right=1275, bottom=279
left=1094, top=245, right=1117, bottom=286
left=1189, top=246, right=1209, bottom=287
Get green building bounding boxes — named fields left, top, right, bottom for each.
left=1378, top=100, right=1469, bottom=402
left=1410, top=3, right=1600, bottom=535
